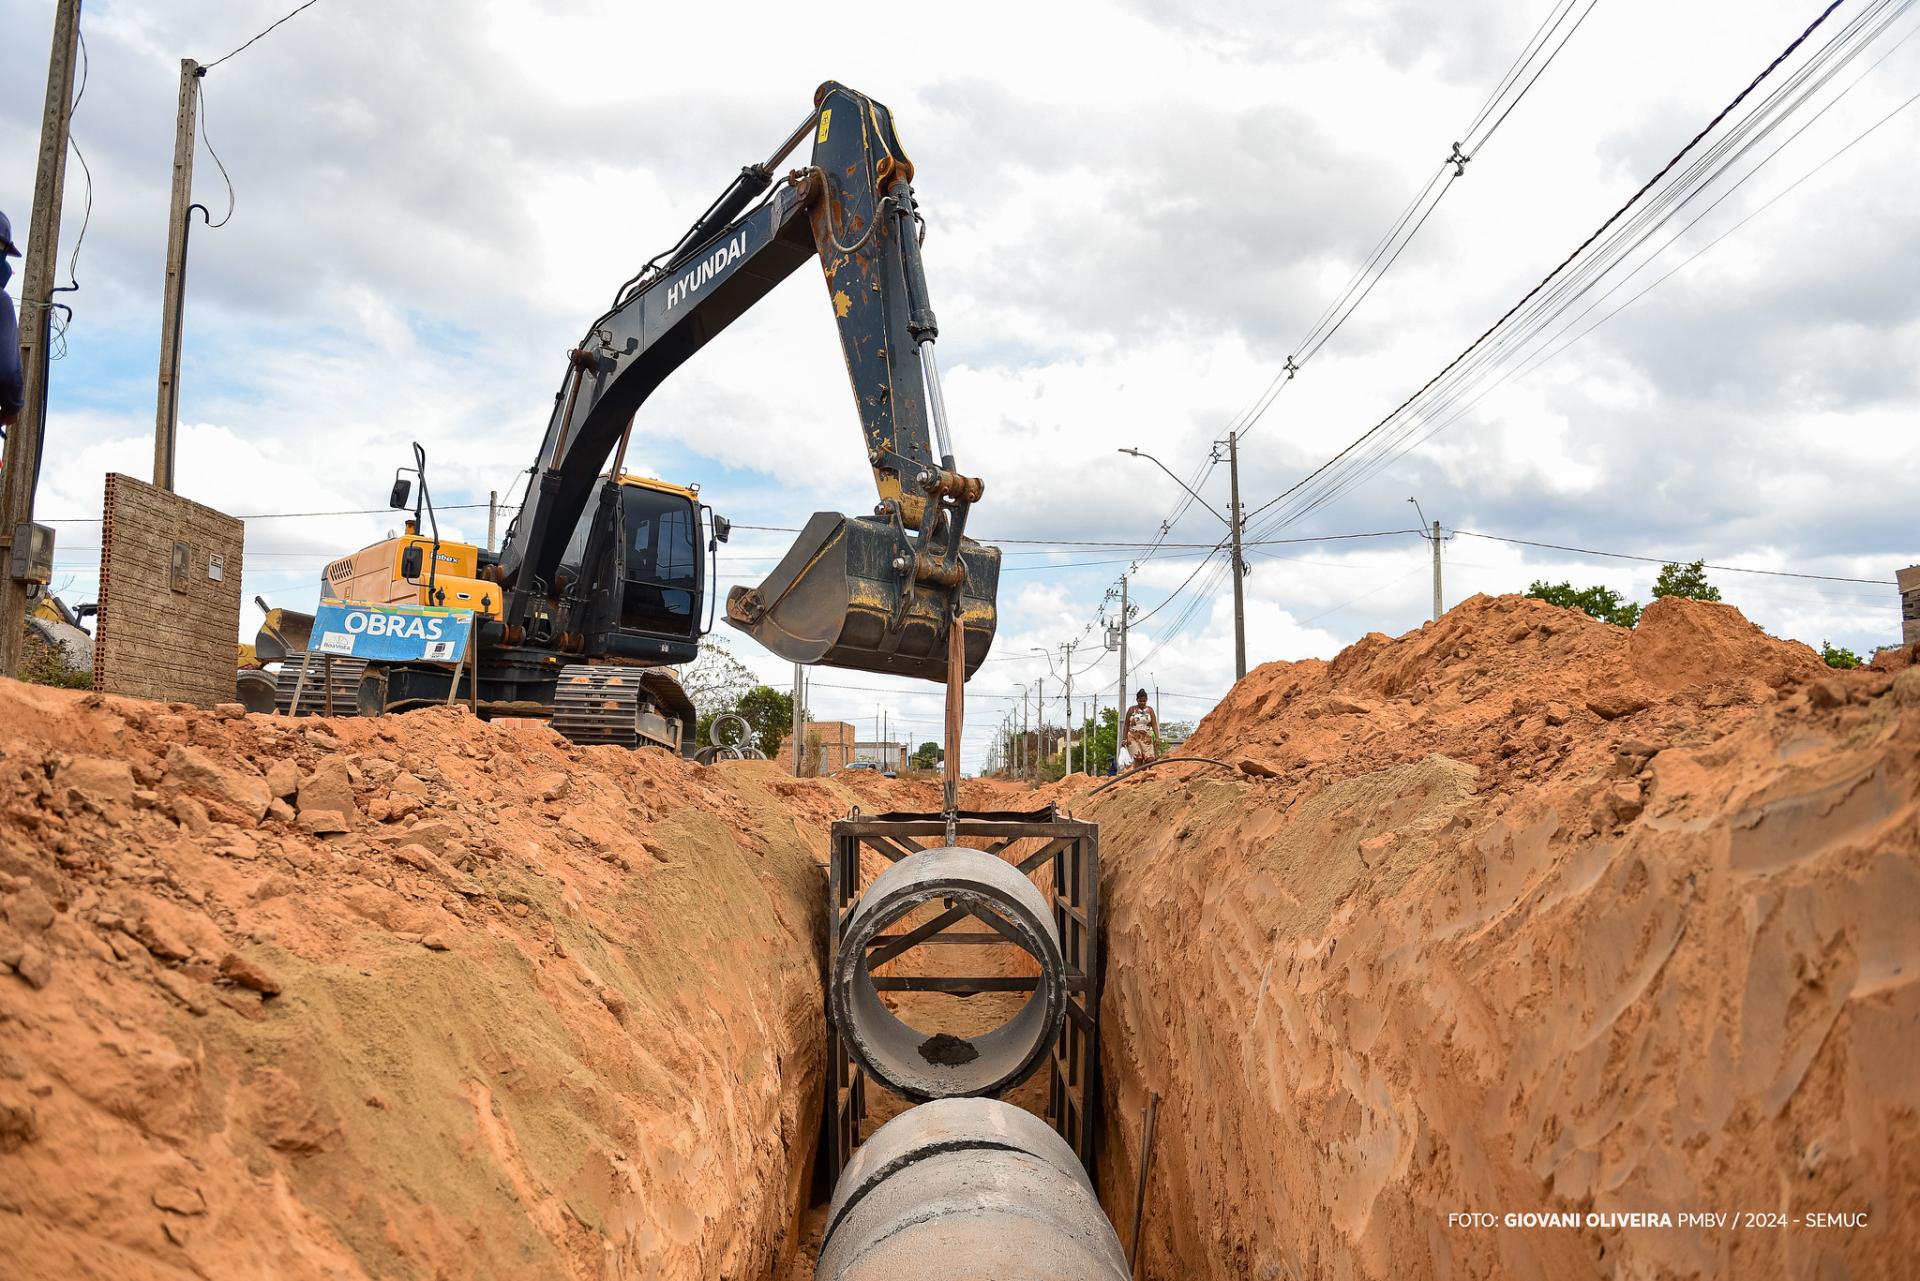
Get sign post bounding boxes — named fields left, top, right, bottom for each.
left=284, top=600, right=476, bottom=717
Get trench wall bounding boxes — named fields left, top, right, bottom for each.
left=0, top=682, right=893, bottom=1280
left=1087, top=597, right=1920, bottom=1279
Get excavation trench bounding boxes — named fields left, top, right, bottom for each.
left=3, top=598, right=1917, bottom=1280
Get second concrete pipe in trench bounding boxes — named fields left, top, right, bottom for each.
left=815, top=1097, right=1130, bottom=1281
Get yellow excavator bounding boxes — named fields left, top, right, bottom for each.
left=248, top=82, right=999, bottom=753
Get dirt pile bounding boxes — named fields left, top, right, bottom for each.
left=0, top=681, right=918, bottom=1280
left=1088, top=593, right=1918, bottom=1279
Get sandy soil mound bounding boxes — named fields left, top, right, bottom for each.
left=1090, top=594, right=1918, bottom=1280
left=0, top=681, right=917, bottom=1280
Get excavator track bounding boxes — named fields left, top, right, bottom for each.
left=272, top=653, right=370, bottom=717
left=550, top=665, right=682, bottom=751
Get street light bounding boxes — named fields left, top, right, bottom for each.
left=1118, top=441, right=1249, bottom=680
left=1030, top=642, right=1081, bottom=774
left=1117, top=448, right=1230, bottom=525
left=1408, top=497, right=1442, bottom=622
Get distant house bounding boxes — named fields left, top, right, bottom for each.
left=775, top=720, right=857, bottom=775
left=1012, top=726, right=1067, bottom=762
left=853, top=741, right=909, bottom=773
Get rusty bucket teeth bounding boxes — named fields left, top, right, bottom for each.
left=724, top=512, right=1000, bottom=683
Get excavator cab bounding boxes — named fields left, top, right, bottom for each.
left=727, top=512, right=999, bottom=682
left=558, top=474, right=709, bottom=665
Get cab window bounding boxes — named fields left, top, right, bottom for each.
left=620, top=486, right=699, bottom=636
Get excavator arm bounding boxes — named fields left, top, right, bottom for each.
left=493, top=81, right=998, bottom=682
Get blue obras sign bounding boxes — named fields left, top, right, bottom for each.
left=310, top=599, right=473, bottom=664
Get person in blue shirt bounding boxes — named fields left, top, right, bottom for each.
left=0, top=210, right=22, bottom=432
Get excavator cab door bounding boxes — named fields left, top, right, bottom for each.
left=724, top=512, right=999, bottom=683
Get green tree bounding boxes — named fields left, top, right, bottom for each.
left=1652, top=559, right=1721, bottom=602
left=910, top=741, right=943, bottom=769
left=1820, top=640, right=1862, bottom=669
left=695, top=682, right=795, bottom=757
left=1079, top=707, right=1119, bottom=774
left=734, top=685, right=796, bottom=757
left=681, top=639, right=754, bottom=717
left=1526, top=580, right=1642, bottom=627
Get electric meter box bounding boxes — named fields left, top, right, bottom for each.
left=9, top=521, right=53, bottom=586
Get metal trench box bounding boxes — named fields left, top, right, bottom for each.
left=825, top=806, right=1101, bottom=1182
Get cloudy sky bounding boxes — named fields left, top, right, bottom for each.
left=4, top=0, right=1915, bottom=769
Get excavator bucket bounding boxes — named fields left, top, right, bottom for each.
left=253, top=606, right=315, bottom=663
left=725, top=512, right=999, bottom=682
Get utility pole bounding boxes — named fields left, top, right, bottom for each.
left=1431, top=518, right=1443, bottom=622
left=791, top=662, right=804, bottom=774
left=153, top=58, right=202, bottom=491
left=1226, top=431, right=1247, bottom=682
left=1116, top=576, right=1129, bottom=736
left=1409, top=499, right=1443, bottom=623
left=487, top=490, right=499, bottom=552
left=1, top=0, right=83, bottom=679
left=1119, top=442, right=1247, bottom=683
left=1035, top=676, right=1044, bottom=770
left=1021, top=687, right=1030, bottom=780
left=1062, top=639, right=1075, bottom=774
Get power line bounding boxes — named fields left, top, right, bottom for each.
left=1088, top=0, right=1614, bottom=671
left=196, top=79, right=237, bottom=228
left=202, top=0, right=325, bottom=71
left=59, top=27, right=92, bottom=306
left=38, top=502, right=494, bottom=523
left=1460, top=0, right=1578, bottom=142
left=1251, top=0, right=1912, bottom=537
left=1467, top=0, right=1603, bottom=154
left=1232, top=0, right=1608, bottom=447
left=1242, top=0, right=1874, bottom=533
left=1417, top=76, right=1920, bottom=444
left=1449, top=529, right=1895, bottom=585
left=36, top=505, right=1416, bottom=556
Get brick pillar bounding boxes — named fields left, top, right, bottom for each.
left=1899, top=566, right=1920, bottom=647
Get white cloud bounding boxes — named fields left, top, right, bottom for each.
left=5, top=0, right=1916, bottom=770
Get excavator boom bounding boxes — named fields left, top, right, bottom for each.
left=494, top=82, right=997, bottom=683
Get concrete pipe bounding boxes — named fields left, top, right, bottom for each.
left=833, top=845, right=1066, bottom=1100
left=816, top=1097, right=1129, bottom=1281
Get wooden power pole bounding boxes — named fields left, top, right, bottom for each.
left=791, top=662, right=804, bottom=774
left=0, top=0, right=83, bottom=679
left=153, top=58, right=202, bottom=492
left=1115, top=575, right=1129, bottom=744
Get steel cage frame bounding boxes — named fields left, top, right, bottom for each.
left=825, top=805, right=1101, bottom=1183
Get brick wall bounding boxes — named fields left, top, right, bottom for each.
left=776, top=720, right=859, bottom=775
left=1899, top=566, right=1920, bottom=647
left=95, top=474, right=244, bottom=708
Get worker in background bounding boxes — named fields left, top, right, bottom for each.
left=1122, top=688, right=1159, bottom=769
left=0, top=211, right=22, bottom=433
